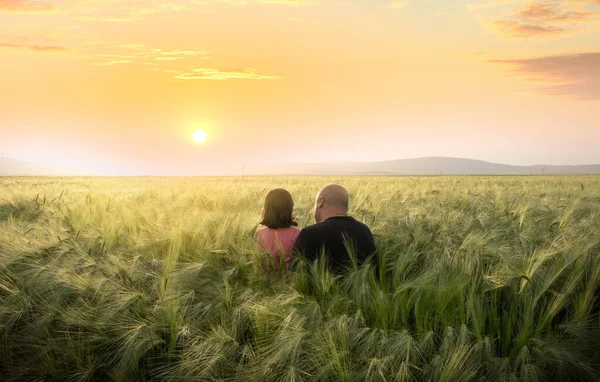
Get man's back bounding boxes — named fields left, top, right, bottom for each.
left=293, top=216, right=376, bottom=273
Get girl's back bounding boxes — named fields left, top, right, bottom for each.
left=258, top=227, right=301, bottom=268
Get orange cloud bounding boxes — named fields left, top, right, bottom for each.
left=0, top=43, right=65, bottom=52
left=517, top=1, right=592, bottom=22
left=481, top=0, right=597, bottom=38
left=492, top=20, right=567, bottom=37
left=491, top=52, right=600, bottom=100
left=0, top=0, right=54, bottom=12
left=518, top=2, right=555, bottom=18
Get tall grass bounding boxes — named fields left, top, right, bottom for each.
left=1, top=176, right=599, bottom=381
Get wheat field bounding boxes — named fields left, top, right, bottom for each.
left=1, top=176, right=599, bottom=381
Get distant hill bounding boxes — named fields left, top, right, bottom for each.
left=2, top=156, right=600, bottom=176
left=245, top=157, right=600, bottom=176
left=0, top=158, right=65, bottom=176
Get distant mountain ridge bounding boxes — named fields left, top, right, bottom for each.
left=2, top=156, right=600, bottom=176
left=0, top=158, right=59, bottom=176
left=245, top=157, right=600, bottom=176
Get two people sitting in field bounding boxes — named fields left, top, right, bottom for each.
left=257, top=184, right=376, bottom=275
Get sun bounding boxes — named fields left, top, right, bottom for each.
left=193, top=129, right=207, bottom=143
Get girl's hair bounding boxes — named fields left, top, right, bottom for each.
left=260, top=188, right=298, bottom=229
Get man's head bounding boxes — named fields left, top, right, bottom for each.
left=314, top=184, right=349, bottom=223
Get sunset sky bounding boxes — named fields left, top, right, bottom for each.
left=1, top=0, right=599, bottom=175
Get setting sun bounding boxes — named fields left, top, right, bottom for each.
left=193, top=130, right=207, bottom=144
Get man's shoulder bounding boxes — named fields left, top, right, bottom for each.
left=329, top=216, right=372, bottom=231
left=352, top=218, right=373, bottom=233
left=299, top=216, right=373, bottom=236
left=299, top=222, right=328, bottom=235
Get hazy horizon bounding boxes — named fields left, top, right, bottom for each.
left=3, top=154, right=600, bottom=176
left=2, top=0, right=600, bottom=175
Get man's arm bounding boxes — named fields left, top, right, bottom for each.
left=367, top=230, right=376, bottom=254
left=366, top=229, right=378, bottom=278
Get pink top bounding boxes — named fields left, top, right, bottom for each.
left=258, top=227, right=301, bottom=271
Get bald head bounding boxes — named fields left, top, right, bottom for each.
left=314, top=184, right=349, bottom=223
left=318, top=184, right=349, bottom=210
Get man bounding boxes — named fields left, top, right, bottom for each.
left=293, top=184, right=376, bottom=273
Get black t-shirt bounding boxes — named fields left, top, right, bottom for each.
left=293, top=216, right=376, bottom=273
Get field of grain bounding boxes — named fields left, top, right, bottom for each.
left=1, top=176, right=599, bottom=381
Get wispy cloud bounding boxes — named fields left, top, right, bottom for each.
left=518, top=2, right=556, bottom=17
left=174, top=68, right=281, bottom=80
left=150, top=48, right=209, bottom=61
left=96, top=59, right=132, bottom=66
left=472, top=0, right=598, bottom=38
left=517, top=1, right=592, bottom=22
left=79, top=41, right=210, bottom=67
left=0, top=0, right=54, bottom=13
left=492, top=20, right=567, bottom=37
left=0, top=42, right=65, bottom=52
left=158, top=50, right=208, bottom=56
left=72, top=15, right=140, bottom=23
left=114, top=43, right=209, bottom=58
left=490, top=52, right=600, bottom=100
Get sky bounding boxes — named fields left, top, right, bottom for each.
left=1, top=0, right=599, bottom=175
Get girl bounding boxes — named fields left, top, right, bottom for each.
left=258, top=188, right=301, bottom=274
